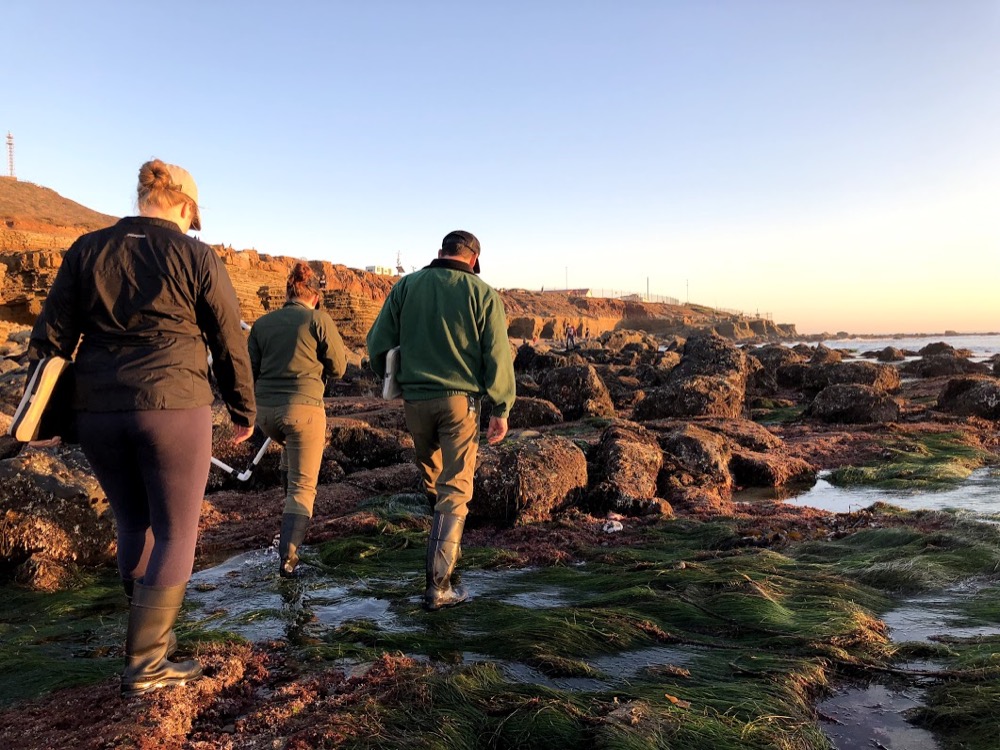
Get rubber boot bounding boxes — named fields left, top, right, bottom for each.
left=123, top=579, right=177, bottom=657
left=280, top=469, right=288, bottom=495
left=424, top=512, right=469, bottom=611
left=278, top=513, right=310, bottom=578
left=121, top=583, right=202, bottom=697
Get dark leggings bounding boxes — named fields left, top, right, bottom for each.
left=78, top=407, right=212, bottom=588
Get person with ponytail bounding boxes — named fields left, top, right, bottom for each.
left=27, top=159, right=256, bottom=697
left=248, top=262, right=346, bottom=577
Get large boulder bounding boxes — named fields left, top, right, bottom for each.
left=729, top=451, right=816, bottom=488
left=503, top=396, right=564, bottom=429
left=645, top=416, right=783, bottom=453
left=470, top=435, right=588, bottom=527
left=633, top=333, right=748, bottom=421
left=633, top=374, right=744, bottom=420
left=876, top=347, right=905, bottom=362
left=806, top=384, right=900, bottom=424
left=803, top=361, right=901, bottom=394
left=514, top=344, right=568, bottom=375
left=587, top=422, right=669, bottom=516
left=540, top=364, right=616, bottom=420
left=747, top=345, right=806, bottom=394
left=596, top=367, right=646, bottom=411
left=901, top=354, right=990, bottom=378
left=325, top=418, right=413, bottom=472
left=918, top=342, right=957, bottom=357
left=0, top=450, right=115, bottom=590
left=600, top=330, right=660, bottom=354
left=810, top=344, right=842, bottom=365
left=656, top=424, right=734, bottom=513
left=936, top=377, right=1000, bottom=420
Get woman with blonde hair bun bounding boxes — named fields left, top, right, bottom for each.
left=248, top=262, right=347, bottom=577
left=27, top=158, right=256, bottom=697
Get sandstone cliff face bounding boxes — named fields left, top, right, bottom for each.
left=0, top=180, right=798, bottom=345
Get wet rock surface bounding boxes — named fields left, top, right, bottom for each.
left=807, top=383, right=901, bottom=424
left=936, top=376, right=1000, bottom=420
left=1, top=326, right=1000, bottom=748
left=471, top=434, right=588, bottom=526
left=587, top=421, right=668, bottom=516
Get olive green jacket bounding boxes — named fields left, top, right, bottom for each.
left=366, top=259, right=516, bottom=417
left=248, top=301, right=347, bottom=407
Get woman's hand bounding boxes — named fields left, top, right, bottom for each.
left=232, top=425, right=254, bottom=444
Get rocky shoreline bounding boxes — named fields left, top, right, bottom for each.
left=0, top=322, right=999, bottom=748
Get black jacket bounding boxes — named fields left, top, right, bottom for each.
left=28, top=216, right=256, bottom=426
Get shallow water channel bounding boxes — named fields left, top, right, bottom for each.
left=754, top=468, right=1000, bottom=749
left=187, top=470, right=1000, bottom=748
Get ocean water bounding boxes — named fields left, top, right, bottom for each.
left=800, top=333, right=1000, bottom=362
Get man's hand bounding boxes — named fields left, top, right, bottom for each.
left=232, top=425, right=254, bottom=444
left=486, top=416, right=508, bottom=445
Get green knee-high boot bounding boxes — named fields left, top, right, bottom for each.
left=121, top=583, right=202, bottom=697
left=278, top=513, right=310, bottom=578
left=123, top=579, right=177, bottom=658
left=424, top=512, right=469, bottom=611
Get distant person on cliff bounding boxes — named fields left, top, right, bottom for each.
left=366, top=230, right=515, bottom=610
left=248, top=262, right=346, bottom=578
left=27, top=159, right=256, bottom=697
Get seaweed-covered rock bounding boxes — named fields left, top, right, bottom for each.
left=326, top=418, right=413, bottom=472
left=541, top=364, right=616, bottom=420
left=633, top=334, right=748, bottom=421
left=747, top=345, right=806, bottom=394
left=596, top=367, right=646, bottom=411
left=936, top=377, right=1000, bottom=420
left=810, top=344, right=842, bottom=365
left=775, top=362, right=810, bottom=389
left=633, top=374, right=744, bottom=420
left=729, top=451, right=816, bottom=488
left=918, top=341, right=956, bottom=357
left=600, top=330, right=659, bottom=354
left=803, top=361, right=901, bottom=394
left=514, top=345, right=568, bottom=375
left=900, top=354, right=990, bottom=378
left=0, top=452, right=115, bottom=590
left=876, top=346, right=905, bottom=362
left=645, top=417, right=783, bottom=453
left=656, top=424, right=734, bottom=513
left=588, top=422, right=669, bottom=516
left=506, top=396, right=564, bottom=428
left=471, top=435, right=588, bottom=527
left=806, top=384, right=900, bottom=424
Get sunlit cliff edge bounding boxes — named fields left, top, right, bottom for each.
left=0, top=179, right=798, bottom=347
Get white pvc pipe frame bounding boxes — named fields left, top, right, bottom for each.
left=208, top=320, right=272, bottom=482
left=211, top=436, right=272, bottom=482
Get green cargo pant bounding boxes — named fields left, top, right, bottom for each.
left=404, top=395, right=480, bottom=518
left=256, top=403, right=326, bottom=517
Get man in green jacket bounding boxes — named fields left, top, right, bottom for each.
left=367, top=230, right=516, bottom=610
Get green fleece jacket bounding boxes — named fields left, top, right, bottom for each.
left=248, top=300, right=347, bottom=407
left=366, top=259, right=516, bottom=417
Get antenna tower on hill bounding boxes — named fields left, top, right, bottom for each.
left=395, top=250, right=405, bottom=276
left=5, top=132, right=14, bottom=179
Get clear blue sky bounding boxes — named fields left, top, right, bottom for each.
left=5, top=1, right=998, bottom=334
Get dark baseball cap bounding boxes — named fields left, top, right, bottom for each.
left=442, top=230, right=481, bottom=273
